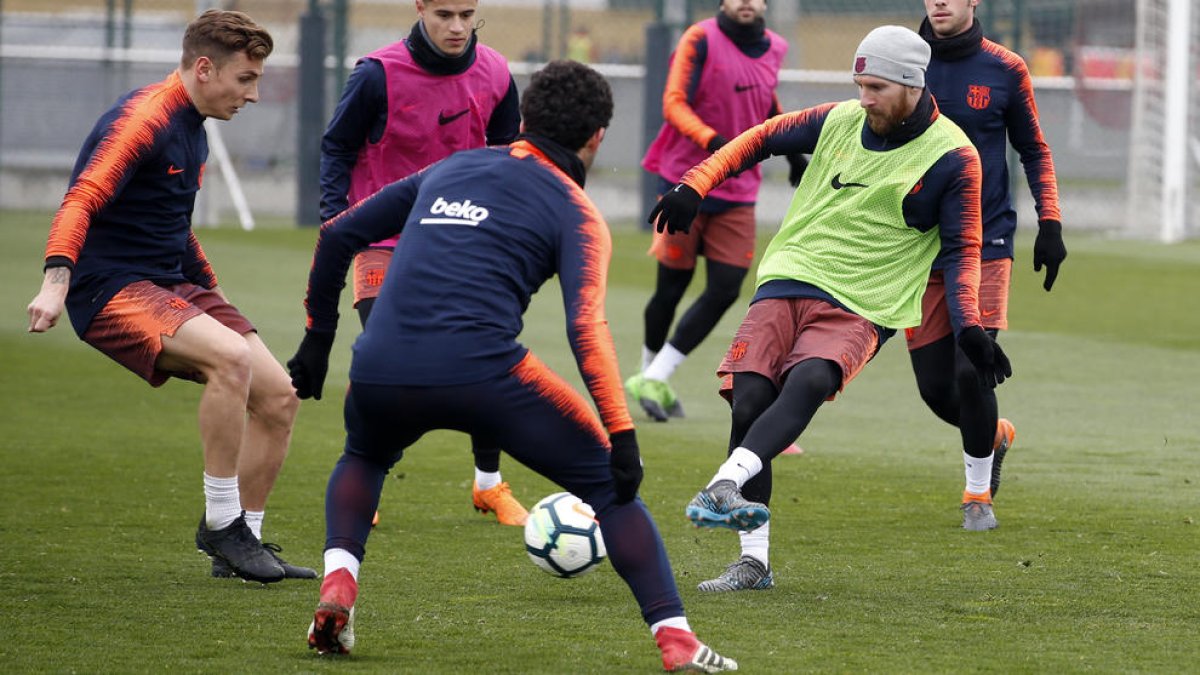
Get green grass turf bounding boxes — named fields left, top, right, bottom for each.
left=1, top=209, right=1197, bottom=673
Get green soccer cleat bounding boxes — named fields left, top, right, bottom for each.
left=625, top=373, right=681, bottom=422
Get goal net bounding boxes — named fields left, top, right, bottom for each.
left=1126, top=0, right=1199, bottom=241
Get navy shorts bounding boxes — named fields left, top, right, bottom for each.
left=344, top=351, right=621, bottom=514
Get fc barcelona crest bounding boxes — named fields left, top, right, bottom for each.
left=967, top=84, right=991, bottom=110
left=728, top=341, right=748, bottom=361
left=854, top=56, right=867, bottom=74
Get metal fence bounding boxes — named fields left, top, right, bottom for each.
left=0, top=0, right=1163, bottom=235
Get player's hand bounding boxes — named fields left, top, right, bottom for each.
left=27, top=292, right=65, bottom=333
left=647, top=183, right=701, bottom=235
left=957, top=325, right=1012, bottom=388
left=608, top=429, right=643, bottom=504
left=287, top=329, right=335, bottom=400
left=786, top=153, right=808, bottom=187
left=705, top=134, right=728, bottom=153
left=27, top=266, right=71, bottom=333
left=1033, top=219, right=1066, bottom=291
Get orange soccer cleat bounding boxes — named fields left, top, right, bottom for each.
left=990, top=418, right=1016, bottom=498
left=472, top=481, right=529, bottom=526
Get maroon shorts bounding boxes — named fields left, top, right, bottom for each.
left=83, top=280, right=255, bottom=387
left=717, top=298, right=880, bottom=402
left=649, top=204, right=756, bottom=270
left=353, top=247, right=392, bottom=306
left=905, top=258, right=1012, bottom=350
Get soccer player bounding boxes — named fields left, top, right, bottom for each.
left=914, top=0, right=1066, bottom=529
left=649, top=26, right=1012, bottom=592
left=319, top=0, right=526, bottom=526
left=290, top=61, right=737, bottom=672
left=627, top=0, right=808, bottom=424
left=25, top=10, right=313, bottom=583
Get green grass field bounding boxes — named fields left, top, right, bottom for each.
left=1, top=209, right=1197, bottom=673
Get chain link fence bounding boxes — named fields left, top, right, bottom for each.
left=2, top=0, right=1183, bottom=236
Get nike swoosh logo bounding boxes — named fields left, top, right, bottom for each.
left=981, top=308, right=999, bottom=318
left=167, top=165, right=185, bottom=175
left=830, top=173, right=869, bottom=189
left=734, top=83, right=757, bottom=93
left=438, top=109, right=469, bottom=125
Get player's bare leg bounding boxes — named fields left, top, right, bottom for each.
left=160, top=315, right=254, bottom=478
left=160, top=316, right=285, bottom=582
left=237, top=332, right=299, bottom=511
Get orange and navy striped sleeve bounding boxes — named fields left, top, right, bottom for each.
left=556, top=184, right=634, bottom=435
left=44, top=73, right=189, bottom=267
left=662, top=24, right=720, bottom=150
left=985, top=41, right=1061, bottom=223
left=935, top=145, right=984, bottom=332
left=680, top=102, right=837, bottom=196
left=182, top=231, right=218, bottom=289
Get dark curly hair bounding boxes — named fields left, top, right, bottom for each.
left=520, top=60, right=613, bottom=151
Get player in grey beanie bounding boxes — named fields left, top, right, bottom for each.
left=852, top=25, right=931, bottom=88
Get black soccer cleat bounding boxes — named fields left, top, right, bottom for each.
left=196, top=513, right=285, bottom=584
left=206, top=542, right=317, bottom=580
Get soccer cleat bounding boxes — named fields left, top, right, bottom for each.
left=196, top=514, right=315, bottom=580
left=685, top=480, right=770, bottom=531
left=961, top=491, right=998, bottom=531
left=195, top=513, right=285, bottom=583
left=308, top=568, right=358, bottom=655
left=697, top=555, right=775, bottom=593
left=625, top=373, right=680, bottom=423
left=207, top=543, right=317, bottom=579
left=780, top=443, right=804, bottom=456
left=656, top=626, right=738, bottom=673
left=473, top=481, right=529, bottom=526
left=990, top=418, right=1016, bottom=499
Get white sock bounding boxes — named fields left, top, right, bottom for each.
left=739, top=521, right=770, bottom=567
left=644, top=342, right=686, bottom=382
left=964, top=451, right=994, bottom=496
left=641, top=346, right=658, bottom=373
left=707, top=447, right=763, bottom=490
left=324, top=548, right=361, bottom=581
left=244, top=510, right=264, bottom=541
left=475, top=468, right=502, bottom=491
left=650, top=616, right=691, bottom=637
left=203, top=473, right=241, bottom=530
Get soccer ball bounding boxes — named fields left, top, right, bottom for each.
left=524, top=492, right=606, bottom=578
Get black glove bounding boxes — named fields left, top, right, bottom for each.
left=786, top=153, right=808, bottom=187
left=957, top=325, right=1012, bottom=389
left=647, top=183, right=702, bottom=235
left=609, top=429, right=643, bottom=504
left=1033, top=218, right=1066, bottom=292
left=287, top=329, right=335, bottom=400
left=705, top=134, right=728, bottom=153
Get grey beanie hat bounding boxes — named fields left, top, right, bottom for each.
left=852, top=25, right=930, bottom=88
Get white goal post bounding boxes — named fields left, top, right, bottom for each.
left=1127, top=0, right=1198, bottom=242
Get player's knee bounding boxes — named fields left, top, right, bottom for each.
left=730, top=384, right=774, bottom=432
left=700, top=284, right=740, bottom=312
left=251, top=371, right=300, bottom=429
left=204, top=339, right=254, bottom=391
